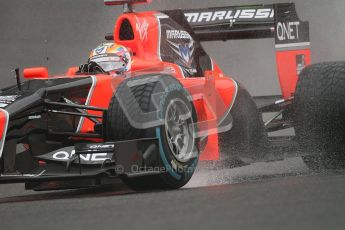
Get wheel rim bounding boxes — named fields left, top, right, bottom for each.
left=164, top=98, right=195, bottom=163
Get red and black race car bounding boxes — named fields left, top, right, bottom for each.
left=0, top=0, right=341, bottom=191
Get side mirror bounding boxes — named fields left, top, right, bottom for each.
left=23, top=67, right=49, bottom=79
left=66, top=67, right=79, bottom=76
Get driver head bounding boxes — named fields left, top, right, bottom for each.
left=89, top=43, right=132, bottom=73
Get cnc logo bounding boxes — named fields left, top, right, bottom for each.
left=277, top=21, right=300, bottom=41
left=135, top=16, right=149, bottom=42
left=168, top=40, right=195, bottom=67
left=50, top=147, right=111, bottom=162
left=184, top=8, right=274, bottom=25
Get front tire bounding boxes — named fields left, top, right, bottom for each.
left=106, top=76, right=199, bottom=190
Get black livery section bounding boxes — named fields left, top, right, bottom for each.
left=1, top=77, right=94, bottom=174
left=0, top=74, right=166, bottom=190
left=158, top=12, right=213, bottom=77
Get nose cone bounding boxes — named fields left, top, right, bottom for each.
left=0, top=109, right=9, bottom=158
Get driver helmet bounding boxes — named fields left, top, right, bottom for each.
left=89, top=43, right=132, bottom=73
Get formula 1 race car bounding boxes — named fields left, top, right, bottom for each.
left=1, top=0, right=335, bottom=191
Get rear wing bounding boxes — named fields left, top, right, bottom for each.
left=167, top=3, right=310, bottom=50
left=164, top=3, right=310, bottom=99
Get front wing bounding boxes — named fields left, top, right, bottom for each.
left=0, top=138, right=162, bottom=188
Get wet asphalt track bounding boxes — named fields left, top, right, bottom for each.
left=1, top=157, right=345, bottom=230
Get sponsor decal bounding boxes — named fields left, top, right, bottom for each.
left=276, top=21, right=300, bottom=41
left=0, top=95, right=19, bottom=104
left=184, top=8, right=274, bottom=24
left=135, top=16, right=149, bottom=42
left=166, top=30, right=191, bottom=40
left=167, top=40, right=195, bottom=67
left=0, top=103, right=8, bottom=108
left=166, top=29, right=195, bottom=68
left=89, top=144, right=115, bottom=149
left=38, top=146, right=113, bottom=164
left=95, top=46, right=107, bottom=55
left=92, top=43, right=113, bottom=56
left=28, top=115, right=42, bottom=120
left=52, top=150, right=109, bottom=162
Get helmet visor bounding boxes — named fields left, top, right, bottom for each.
left=90, top=55, right=126, bottom=72
left=98, top=61, right=126, bottom=72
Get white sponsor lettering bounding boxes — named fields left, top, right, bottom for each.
left=166, top=30, right=191, bottom=40
left=52, top=149, right=110, bottom=162
left=28, top=115, right=42, bottom=120
left=90, top=144, right=114, bottom=149
left=225, top=10, right=234, bottom=20
left=53, top=151, right=71, bottom=161
left=185, top=8, right=274, bottom=23
left=0, top=95, right=19, bottom=104
left=277, top=21, right=300, bottom=41
left=240, top=9, right=256, bottom=19
left=79, top=154, right=92, bottom=161
left=256, top=8, right=273, bottom=19
left=91, top=153, right=109, bottom=161
left=198, top=12, right=213, bottom=23
left=184, top=13, right=199, bottom=23
left=212, top=11, right=226, bottom=21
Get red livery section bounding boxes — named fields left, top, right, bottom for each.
left=276, top=49, right=311, bottom=99
left=0, top=109, right=8, bottom=157
left=0, top=110, right=6, bottom=141
left=77, top=75, right=123, bottom=134
left=23, top=67, right=49, bottom=79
